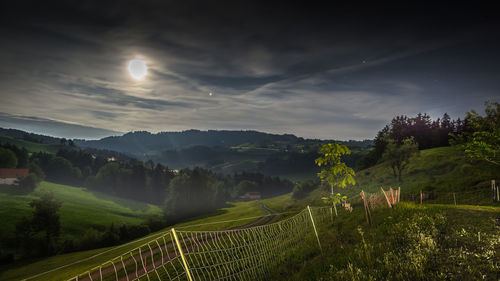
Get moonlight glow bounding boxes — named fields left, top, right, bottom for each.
left=128, top=59, right=147, bottom=80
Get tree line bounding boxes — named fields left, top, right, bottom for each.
left=1, top=144, right=295, bottom=262
left=357, top=112, right=468, bottom=170
left=2, top=144, right=295, bottom=215
left=357, top=101, right=499, bottom=182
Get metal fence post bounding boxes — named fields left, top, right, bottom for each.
left=171, top=228, right=194, bottom=281
left=307, top=206, right=322, bottom=252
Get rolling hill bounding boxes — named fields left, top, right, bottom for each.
left=0, top=134, right=60, bottom=154
left=77, top=130, right=372, bottom=175
left=1, top=127, right=373, bottom=177
left=0, top=181, right=163, bottom=255
left=354, top=146, right=498, bottom=193
left=74, top=129, right=372, bottom=154
left=2, top=177, right=498, bottom=281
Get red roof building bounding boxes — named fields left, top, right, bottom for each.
left=239, top=191, right=262, bottom=201
left=0, top=168, right=29, bottom=185
left=0, top=168, right=29, bottom=178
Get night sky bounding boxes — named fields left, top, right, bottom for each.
left=0, top=1, right=499, bottom=140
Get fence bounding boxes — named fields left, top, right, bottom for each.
left=68, top=206, right=332, bottom=281
left=356, top=184, right=499, bottom=225
left=68, top=184, right=499, bottom=281
left=357, top=187, right=401, bottom=225
left=402, top=188, right=498, bottom=206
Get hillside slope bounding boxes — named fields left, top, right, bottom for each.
left=0, top=182, right=163, bottom=252
left=0, top=198, right=272, bottom=281
left=354, top=146, right=498, bottom=194
left=0, top=134, right=60, bottom=154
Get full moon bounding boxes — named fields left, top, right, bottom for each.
left=128, top=59, right=147, bottom=80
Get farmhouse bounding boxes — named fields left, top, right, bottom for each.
left=239, top=191, right=261, bottom=200
left=0, top=168, right=29, bottom=185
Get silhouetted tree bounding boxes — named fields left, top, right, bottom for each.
left=382, top=137, right=419, bottom=182
left=0, top=148, right=17, bottom=168
left=16, top=192, right=62, bottom=256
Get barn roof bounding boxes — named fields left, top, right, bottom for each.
left=246, top=192, right=261, bottom=196
left=0, top=168, right=29, bottom=179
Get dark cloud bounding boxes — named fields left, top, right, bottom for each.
left=0, top=1, right=499, bottom=139
left=0, top=113, right=122, bottom=139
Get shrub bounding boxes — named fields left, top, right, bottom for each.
left=19, top=174, right=38, bottom=192
left=79, top=228, right=103, bottom=250
left=292, top=180, right=317, bottom=199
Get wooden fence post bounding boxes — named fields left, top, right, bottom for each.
left=398, top=186, right=401, bottom=203
left=420, top=190, right=423, bottom=204
left=492, top=180, right=496, bottom=201
left=381, top=187, right=392, bottom=208
left=361, top=191, right=371, bottom=225
left=453, top=193, right=457, bottom=205
left=307, top=206, right=322, bottom=252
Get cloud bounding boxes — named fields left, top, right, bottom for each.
left=0, top=113, right=122, bottom=139
left=0, top=2, right=499, bottom=140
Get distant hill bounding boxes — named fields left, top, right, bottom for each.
left=0, top=133, right=60, bottom=153
left=0, top=127, right=373, bottom=176
left=75, top=130, right=372, bottom=154
left=0, top=128, right=62, bottom=144
left=74, top=130, right=373, bottom=175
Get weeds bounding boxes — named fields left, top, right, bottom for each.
left=313, top=205, right=499, bottom=281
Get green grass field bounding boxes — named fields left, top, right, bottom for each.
left=353, top=146, right=498, bottom=194
left=0, top=134, right=60, bottom=154
left=0, top=196, right=276, bottom=281
left=0, top=181, right=162, bottom=249
left=2, top=184, right=499, bottom=281
left=272, top=202, right=500, bottom=281
left=1, top=145, right=499, bottom=281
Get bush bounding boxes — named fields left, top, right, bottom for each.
left=0, top=252, right=14, bottom=265
left=28, top=162, right=45, bottom=181
left=19, top=174, right=39, bottom=192
left=79, top=228, right=103, bottom=250
left=292, top=180, right=317, bottom=199
left=60, top=239, right=76, bottom=253
left=145, top=217, right=167, bottom=232
left=101, top=230, right=120, bottom=247
left=126, top=224, right=151, bottom=240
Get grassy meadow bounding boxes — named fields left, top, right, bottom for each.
left=0, top=182, right=163, bottom=251
left=1, top=145, right=499, bottom=281
left=0, top=194, right=276, bottom=281
left=2, top=184, right=499, bottom=280
left=0, top=134, right=59, bottom=154
left=272, top=202, right=500, bottom=281
left=355, top=146, right=498, bottom=193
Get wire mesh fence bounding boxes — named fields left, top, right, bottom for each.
left=355, top=185, right=499, bottom=226
left=401, top=188, right=498, bottom=205
left=67, top=184, right=499, bottom=281
left=68, top=206, right=332, bottom=281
